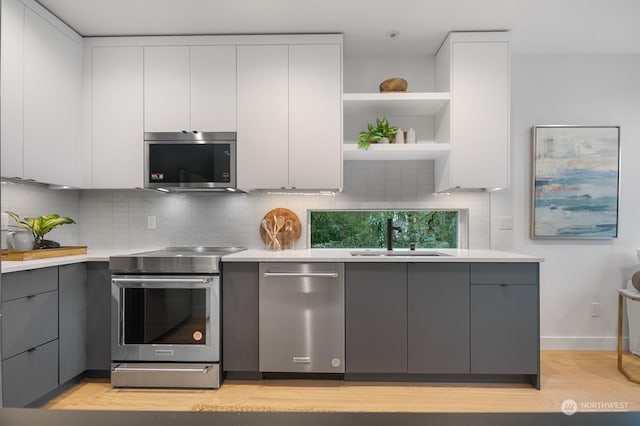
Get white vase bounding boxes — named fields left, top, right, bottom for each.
left=395, top=128, right=404, bottom=144
left=406, top=128, right=416, bottom=144
left=379, top=137, right=389, bottom=144
left=7, top=230, right=34, bottom=251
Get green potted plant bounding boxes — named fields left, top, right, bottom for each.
left=6, top=211, right=76, bottom=249
left=358, top=117, right=399, bottom=150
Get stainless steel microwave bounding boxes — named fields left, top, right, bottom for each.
left=144, top=131, right=237, bottom=192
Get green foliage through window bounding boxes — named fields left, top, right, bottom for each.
left=310, top=210, right=458, bottom=249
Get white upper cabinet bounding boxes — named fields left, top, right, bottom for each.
left=435, top=32, right=510, bottom=192
left=92, top=46, right=144, bottom=188
left=236, top=45, right=289, bottom=189
left=144, top=45, right=237, bottom=133
left=22, top=6, right=82, bottom=187
left=288, top=44, right=342, bottom=189
left=237, top=41, right=343, bottom=190
left=190, top=45, right=237, bottom=132
left=143, top=46, right=191, bottom=132
left=1, top=0, right=25, bottom=179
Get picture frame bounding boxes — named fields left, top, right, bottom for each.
left=531, top=125, right=620, bottom=239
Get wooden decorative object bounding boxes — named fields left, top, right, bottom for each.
left=379, top=78, right=408, bottom=92
left=1, top=246, right=87, bottom=261
left=259, top=208, right=301, bottom=249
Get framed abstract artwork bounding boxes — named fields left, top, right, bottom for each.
left=531, top=125, right=620, bottom=239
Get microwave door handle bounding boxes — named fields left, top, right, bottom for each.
left=112, top=277, right=210, bottom=285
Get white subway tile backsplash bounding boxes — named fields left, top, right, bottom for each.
left=1, top=161, right=491, bottom=250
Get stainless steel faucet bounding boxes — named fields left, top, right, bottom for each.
left=386, top=218, right=402, bottom=251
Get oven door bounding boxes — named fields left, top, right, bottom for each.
left=111, top=275, right=219, bottom=363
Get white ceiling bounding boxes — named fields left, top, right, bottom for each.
left=36, top=0, right=640, bottom=56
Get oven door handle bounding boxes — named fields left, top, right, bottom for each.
left=112, top=277, right=211, bottom=284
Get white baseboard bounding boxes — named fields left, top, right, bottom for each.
left=541, top=336, right=627, bottom=351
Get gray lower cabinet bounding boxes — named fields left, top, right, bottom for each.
left=1, top=266, right=59, bottom=407
left=2, top=340, right=59, bottom=408
left=345, top=263, right=407, bottom=373
left=222, top=262, right=259, bottom=373
left=85, top=262, right=112, bottom=372
left=470, top=263, right=539, bottom=375
left=407, top=263, right=470, bottom=374
left=59, top=263, right=88, bottom=384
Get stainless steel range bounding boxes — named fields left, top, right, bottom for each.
left=109, top=246, right=245, bottom=388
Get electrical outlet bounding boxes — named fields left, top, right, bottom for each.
left=147, top=215, right=157, bottom=230
left=590, top=302, right=600, bottom=317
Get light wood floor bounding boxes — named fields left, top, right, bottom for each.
left=44, top=351, right=640, bottom=413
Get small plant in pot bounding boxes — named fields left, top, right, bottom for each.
left=6, top=211, right=76, bottom=249
left=358, top=117, right=399, bottom=150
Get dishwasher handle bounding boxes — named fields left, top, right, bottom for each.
left=262, top=272, right=339, bottom=279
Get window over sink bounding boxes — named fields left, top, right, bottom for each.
left=309, top=210, right=464, bottom=249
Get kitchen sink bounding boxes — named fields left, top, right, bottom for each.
left=349, top=249, right=450, bottom=257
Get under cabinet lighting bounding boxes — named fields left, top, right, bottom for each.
left=266, top=190, right=336, bottom=196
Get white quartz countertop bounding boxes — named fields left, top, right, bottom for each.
left=222, top=248, right=544, bottom=263
left=1, top=248, right=156, bottom=273
left=1, top=247, right=543, bottom=274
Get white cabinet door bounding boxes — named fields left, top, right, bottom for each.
left=92, top=47, right=144, bottom=188
left=144, top=46, right=190, bottom=132
left=23, top=8, right=81, bottom=186
left=190, top=45, right=237, bottom=131
left=236, top=45, right=289, bottom=189
left=0, top=0, right=25, bottom=179
left=450, top=40, right=509, bottom=190
left=288, top=44, right=342, bottom=189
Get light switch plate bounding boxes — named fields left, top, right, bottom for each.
left=147, top=215, right=157, bottom=229
left=498, top=216, right=513, bottom=230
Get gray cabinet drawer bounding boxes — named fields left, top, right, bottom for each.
left=1, top=267, right=58, bottom=301
left=2, top=290, right=59, bottom=359
left=470, top=263, right=538, bottom=285
left=2, top=340, right=59, bottom=407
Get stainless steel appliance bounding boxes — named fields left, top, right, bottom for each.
left=109, top=246, right=245, bottom=388
left=144, top=131, right=238, bottom=192
left=259, top=262, right=345, bottom=373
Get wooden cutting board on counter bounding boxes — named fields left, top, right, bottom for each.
left=259, top=208, right=301, bottom=248
left=1, top=246, right=87, bottom=261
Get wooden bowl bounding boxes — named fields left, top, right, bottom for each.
left=379, top=78, right=408, bottom=92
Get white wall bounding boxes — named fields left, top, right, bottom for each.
left=492, top=54, right=640, bottom=349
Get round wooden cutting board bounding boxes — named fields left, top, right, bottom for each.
left=259, top=208, right=301, bottom=249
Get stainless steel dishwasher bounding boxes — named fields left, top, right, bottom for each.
left=259, top=262, right=345, bottom=373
